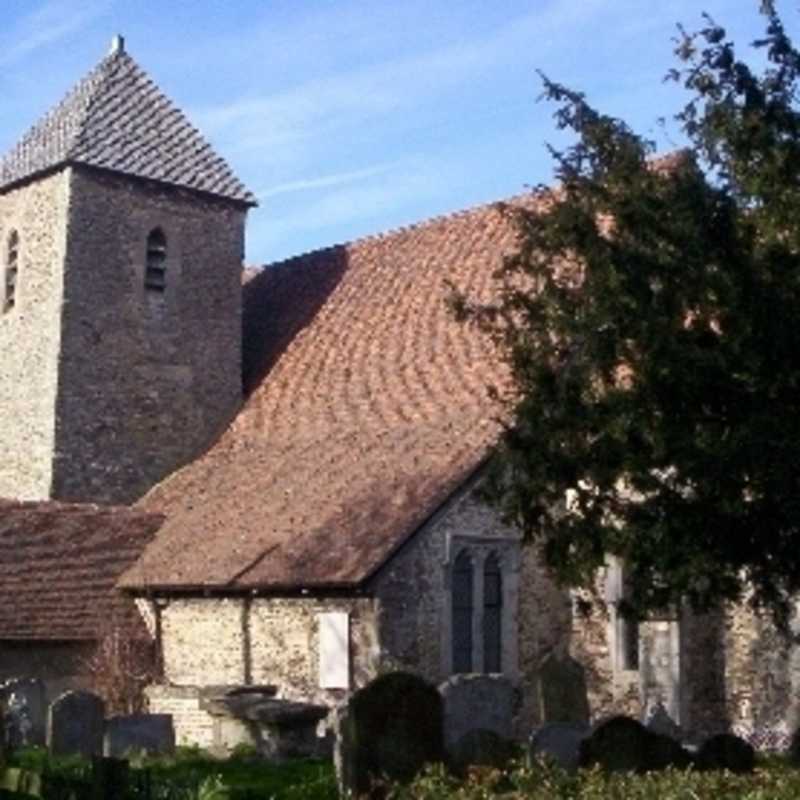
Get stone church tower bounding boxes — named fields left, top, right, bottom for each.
left=0, top=37, right=255, bottom=504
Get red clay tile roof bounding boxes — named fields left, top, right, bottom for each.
left=0, top=500, right=164, bottom=639
left=120, top=197, right=539, bottom=591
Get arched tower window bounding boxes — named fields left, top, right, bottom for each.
left=145, top=228, right=167, bottom=293
left=483, top=552, right=503, bottom=672
left=452, top=550, right=474, bottom=673
left=5, top=230, right=19, bottom=313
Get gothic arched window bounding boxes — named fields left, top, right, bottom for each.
left=483, top=552, right=503, bottom=672
left=5, top=230, right=18, bottom=312
left=145, top=228, right=167, bottom=293
left=452, top=550, right=474, bottom=673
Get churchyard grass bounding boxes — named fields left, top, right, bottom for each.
left=6, top=746, right=338, bottom=799
left=7, top=748, right=800, bottom=798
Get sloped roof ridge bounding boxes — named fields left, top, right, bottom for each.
left=0, top=47, right=256, bottom=205
left=0, top=55, right=105, bottom=188
left=258, top=188, right=546, bottom=270
left=0, top=495, right=165, bottom=517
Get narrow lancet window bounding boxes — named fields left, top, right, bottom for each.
left=145, top=228, right=167, bottom=293
left=5, top=231, right=18, bottom=312
left=452, top=550, right=474, bottom=673
left=483, top=552, right=503, bottom=672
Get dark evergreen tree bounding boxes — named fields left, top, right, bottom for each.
left=453, top=2, right=800, bottom=630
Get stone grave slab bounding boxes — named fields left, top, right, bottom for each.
left=103, top=714, right=175, bottom=758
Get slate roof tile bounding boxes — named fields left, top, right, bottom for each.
left=0, top=45, right=255, bottom=205
left=120, top=195, right=542, bottom=591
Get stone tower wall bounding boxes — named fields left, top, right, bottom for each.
left=0, top=171, right=71, bottom=499
left=52, top=166, right=245, bottom=503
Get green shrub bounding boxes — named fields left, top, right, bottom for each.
left=399, top=758, right=800, bottom=799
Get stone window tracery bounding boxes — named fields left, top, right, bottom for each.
left=445, top=534, right=520, bottom=676
left=483, top=552, right=503, bottom=672
left=452, top=550, right=474, bottom=673
left=5, top=230, right=18, bottom=313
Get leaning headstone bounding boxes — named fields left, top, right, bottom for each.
left=0, top=679, right=46, bottom=747
left=449, top=728, right=516, bottom=775
left=47, top=690, right=105, bottom=758
left=103, top=714, right=175, bottom=758
left=537, top=652, right=590, bottom=724
left=695, top=733, right=755, bottom=773
left=528, top=722, right=590, bottom=772
left=335, top=671, right=444, bottom=798
left=439, top=674, right=515, bottom=755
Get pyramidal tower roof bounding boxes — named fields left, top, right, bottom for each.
left=0, top=36, right=256, bottom=205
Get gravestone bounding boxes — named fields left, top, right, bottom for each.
left=696, top=733, right=755, bottom=773
left=103, top=714, right=175, bottom=758
left=579, top=715, right=690, bottom=773
left=579, top=716, right=650, bottom=772
left=335, top=672, right=444, bottom=798
left=537, top=652, right=590, bottom=724
left=0, top=679, right=46, bottom=747
left=528, top=722, right=590, bottom=772
left=439, top=674, right=515, bottom=755
left=449, top=728, right=516, bottom=775
left=47, top=691, right=105, bottom=758
left=644, top=701, right=681, bottom=740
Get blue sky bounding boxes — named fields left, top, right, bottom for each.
left=1, top=1, right=797, bottom=265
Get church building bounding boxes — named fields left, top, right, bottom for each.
left=0, top=38, right=794, bottom=750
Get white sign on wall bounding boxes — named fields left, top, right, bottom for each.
left=318, top=611, right=350, bottom=689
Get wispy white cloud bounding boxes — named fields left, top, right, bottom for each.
left=256, top=162, right=399, bottom=200
left=0, top=0, right=108, bottom=67
left=193, top=0, right=611, bottom=164
left=252, top=164, right=444, bottom=258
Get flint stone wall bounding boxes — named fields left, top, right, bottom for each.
left=53, top=166, right=245, bottom=503
left=0, top=171, right=70, bottom=500
left=157, top=596, right=379, bottom=711
left=147, top=476, right=800, bottom=747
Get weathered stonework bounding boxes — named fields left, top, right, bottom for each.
left=160, top=596, right=379, bottom=704
left=142, top=476, right=800, bottom=749
left=0, top=165, right=245, bottom=504
left=53, top=167, right=245, bottom=503
left=0, top=171, right=70, bottom=499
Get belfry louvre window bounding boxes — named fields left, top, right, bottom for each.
left=452, top=550, right=474, bottom=673
left=5, top=231, right=18, bottom=312
left=145, top=228, right=167, bottom=293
